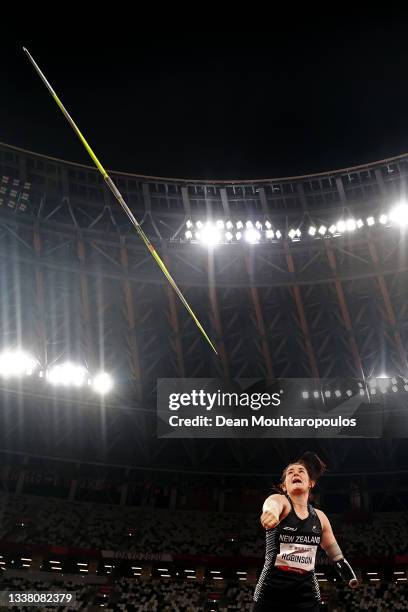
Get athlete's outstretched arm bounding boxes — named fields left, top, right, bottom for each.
left=260, top=494, right=289, bottom=529
left=316, top=509, right=359, bottom=589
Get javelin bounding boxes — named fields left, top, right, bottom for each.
left=23, top=48, right=217, bottom=355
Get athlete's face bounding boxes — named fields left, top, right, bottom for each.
left=283, top=463, right=314, bottom=495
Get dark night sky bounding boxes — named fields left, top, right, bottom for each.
left=2, top=22, right=408, bottom=180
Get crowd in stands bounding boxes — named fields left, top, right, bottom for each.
left=1, top=576, right=407, bottom=611
left=333, top=581, right=408, bottom=611
left=1, top=492, right=408, bottom=558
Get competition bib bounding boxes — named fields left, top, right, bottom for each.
left=275, top=542, right=318, bottom=573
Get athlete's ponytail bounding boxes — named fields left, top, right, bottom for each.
left=297, top=451, right=327, bottom=483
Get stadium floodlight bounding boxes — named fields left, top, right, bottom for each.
left=379, top=214, right=388, bottom=224
left=236, top=231, right=242, bottom=241
left=265, top=220, right=272, bottom=229
left=196, top=220, right=203, bottom=229
left=366, top=216, right=375, bottom=226
left=356, top=219, right=364, bottom=228
left=245, top=220, right=253, bottom=229
left=186, top=220, right=193, bottom=229
left=244, top=229, right=261, bottom=244
left=200, top=223, right=221, bottom=247
left=336, top=220, right=346, bottom=232
left=308, top=226, right=317, bottom=236
left=346, top=219, right=356, bottom=231
left=266, top=229, right=274, bottom=239
left=302, top=391, right=309, bottom=399
left=0, top=350, right=37, bottom=378
left=226, top=220, right=233, bottom=230
left=225, top=231, right=233, bottom=241
left=288, top=229, right=296, bottom=239
left=329, top=225, right=337, bottom=234
left=324, top=391, right=331, bottom=398
left=295, top=229, right=301, bottom=238
left=185, top=230, right=192, bottom=240
left=334, top=390, right=341, bottom=397
left=92, top=373, right=113, bottom=395
left=216, top=220, right=224, bottom=229
left=389, top=202, right=408, bottom=226
left=236, top=221, right=244, bottom=230
left=318, top=225, right=327, bottom=235
left=255, top=221, right=263, bottom=229
left=275, top=230, right=282, bottom=239
left=313, top=391, right=319, bottom=398
left=46, top=362, right=88, bottom=387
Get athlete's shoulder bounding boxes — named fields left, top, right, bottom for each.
left=315, top=508, right=331, bottom=526
left=265, top=493, right=290, bottom=506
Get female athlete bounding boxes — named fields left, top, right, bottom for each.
left=253, top=452, right=358, bottom=611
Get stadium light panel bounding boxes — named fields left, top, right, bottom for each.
left=275, top=230, right=282, bottom=239
left=265, top=220, right=272, bottom=229
left=244, top=229, right=261, bottom=244
left=266, top=229, right=274, bottom=239
left=186, top=220, right=193, bottom=229
left=389, top=202, right=408, bottom=226
left=336, top=220, right=346, bottom=232
left=216, top=220, right=224, bottom=229
left=379, top=214, right=388, bottom=224
left=225, top=231, right=233, bottom=241
left=329, top=225, right=337, bottom=234
left=236, top=232, right=242, bottom=241
left=288, top=229, right=296, bottom=239
left=0, top=350, right=37, bottom=378
left=346, top=219, right=356, bottom=231
left=366, top=216, right=375, bottom=226
left=196, top=220, right=203, bottom=229
left=245, top=221, right=253, bottom=229
left=92, top=372, right=113, bottom=395
left=308, top=226, right=317, bottom=236
left=185, top=230, right=192, bottom=239
left=200, top=223, right=221, bottom=246
left=46, top=362, right=88, bottom=387
left=236, top=221, right=244, bottom=230
left=318, top=225, right=327, bottom=235
left=226, top=220, right=233, bottom=230
left=356, top=219, right=364, bottom=228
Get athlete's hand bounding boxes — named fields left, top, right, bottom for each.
left=260, top=510, right=279, bottom=529
left=349, top=578, right=359, bottom=589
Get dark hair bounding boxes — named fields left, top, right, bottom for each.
left=296, top=451, right=327, bottom=482
left=275, top=452, right=327, bottom=493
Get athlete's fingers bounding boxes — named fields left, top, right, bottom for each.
left=260, top=511, right=279, bottom=529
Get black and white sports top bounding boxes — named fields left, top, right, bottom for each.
left=254, top=495, right=323, bottom=607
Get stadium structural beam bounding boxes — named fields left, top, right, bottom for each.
left=77, top=235, right=94, bottom=370
left=120, top=237, right=143, bottom=403
left=207, top=252, right=229, bottom=378
left=325, top=242, right=365, bottom=378
left=33, top=224, right=48, bottom=366
left=284, top=244, right=319, bottom=378
left=366, top=234, right=408, bottom=373
left=245, top=253, right=275, bottom=379
left=163, top=246, right=186, bottom=377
